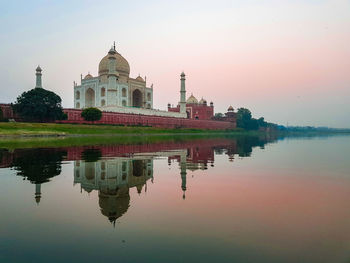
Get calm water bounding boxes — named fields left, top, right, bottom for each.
left=0, top=135, right=350, bottom=263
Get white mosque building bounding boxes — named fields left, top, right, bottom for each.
left=73, top=43, right=187, bottom=118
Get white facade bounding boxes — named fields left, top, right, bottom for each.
left=73, top=44, right=187, bottom=119
left=74, top=45, right=154, bottom=111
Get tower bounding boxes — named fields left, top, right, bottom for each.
left=35, top=65, right=42, bottom=89
left=179, top=72, right=186, bottom=114
left=107, top=44, right=118, bottom=104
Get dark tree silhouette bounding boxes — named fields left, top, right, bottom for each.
left=13, top=88, right=65, bottom=122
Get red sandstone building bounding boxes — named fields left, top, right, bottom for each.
left=168, top=94, right=214, bottom=120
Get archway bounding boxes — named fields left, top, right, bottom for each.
left=85, top=88, right=95, bottom=108
left=132, top=89, right=142, bottom=108
left=132, top=160, right=144, bottom=177
left=76, top=91, right=80, bottom=99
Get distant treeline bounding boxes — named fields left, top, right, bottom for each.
left=278, top=126, right=350, bottom=133
left=215, top=108, right=350, bottom=133
left=215, top=108, right=278, bottom=131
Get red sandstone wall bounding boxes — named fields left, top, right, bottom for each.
left=168, top=104, right=214, bottom=120
left=0, top=138, right=238, bottom=168
left=58, top=109, right=236, bottom=130
left=0, top=104, right=16, bottom=119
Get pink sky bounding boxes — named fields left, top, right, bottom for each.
left=0, top=0, right=349, bottom=127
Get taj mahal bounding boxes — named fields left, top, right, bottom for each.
left=0, top=43, right=237, bottom=129
left=72, top=43, right=217, bottom=120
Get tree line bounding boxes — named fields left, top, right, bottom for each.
left=215, top=108, right=278, bottom=131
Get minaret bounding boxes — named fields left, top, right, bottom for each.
left=107, top=44, right=118, bottom=103
left=35, top=66, right=42, bottom=89
left=179, top=72, right=186, bottom=114
left=35, top=183, right=41, bottom=205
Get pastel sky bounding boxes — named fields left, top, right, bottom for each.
left=0, top=0, right=349, bottom=127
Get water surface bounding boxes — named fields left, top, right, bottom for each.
left=0, top=135, right=349, bottom=263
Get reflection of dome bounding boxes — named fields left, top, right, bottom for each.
left=99, top=188, right=130, bottom=224
left=98, top=48, right=130, bottom=77
left=135, top=75, right=144, bottom=82
left=228, top=106, right=234, bottom=111
left=84, top=73, right=93, bottom=79
left=187, top=94, right=198, bottom=104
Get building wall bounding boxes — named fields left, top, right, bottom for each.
left=98, top=105, right=186, bottom=118
left=74, top=76, right=153, bottom=110
left=59, top=108, right=236, bottom=130
left=168, top=103, right=214, bottom=120
left=0, top=104, right=17, bottom=119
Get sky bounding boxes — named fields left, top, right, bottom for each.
left=0, top=0, right=349, bottom=128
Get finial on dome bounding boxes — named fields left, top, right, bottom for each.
left=36, top=65, right=42, bottom=72
left=108, top=42, right=117, bottom=54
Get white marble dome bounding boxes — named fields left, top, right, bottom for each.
left=98, top=50, right=130, bottom=77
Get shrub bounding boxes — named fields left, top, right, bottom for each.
left=81, top=107, right=102, bottom=122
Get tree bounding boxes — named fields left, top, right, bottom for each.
left=236, top=108, right=252, bottom=129
left=214, top=113, right=224, bottom=118
left=81, top=107, right=102, bottom=122
left=13, top=88, right=65, bottom=122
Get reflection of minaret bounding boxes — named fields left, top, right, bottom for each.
left=180, top=154, right=187, bottom=200
left=35, top=183, right=41, bottom=205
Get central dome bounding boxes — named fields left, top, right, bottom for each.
left=98, top=49, right=130, bottom=77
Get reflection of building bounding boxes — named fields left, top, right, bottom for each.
left=74, top=156, right=153, bottom=225
left=0, top=136, right=277, bottom=220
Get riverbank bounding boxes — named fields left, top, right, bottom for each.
left=0, top=122, right=273, bottom=150
left=0, top=122, right=248, bottom=137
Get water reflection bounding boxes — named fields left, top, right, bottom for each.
left=75, top=155, right=153, bottom=225
left=0, top=135, right=276, bottom=221
left=1, top=135, right=350, bottom=263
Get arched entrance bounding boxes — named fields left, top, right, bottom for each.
left=132, top=160, right=144, bottom=177
left=132, top=89, right=142, bottom=108
left=85, top=88, right=95, bottom=107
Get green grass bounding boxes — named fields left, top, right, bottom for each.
left=0, top=122, right=244, bottom=136
left=0, top=122, right=269, bottom=150
left=0, top=134, right=231, bottom=150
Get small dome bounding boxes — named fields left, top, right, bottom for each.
left=36, top=65, right=42, bottom=72
left=84, top=73, right=93, bottom=79
left=199, top=98, right=207, bottom=104
left=135, top=75, right=144, bottom=82
left=99, top=47, right=130, bottom=77
left=187, top=94, right=198, bottom=104
left=227, top=106, right=234, bottom=111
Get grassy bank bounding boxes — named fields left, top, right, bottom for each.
left=0, top=122, right=246, bottom=136
left=0, top=122, right=271, bottom=150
